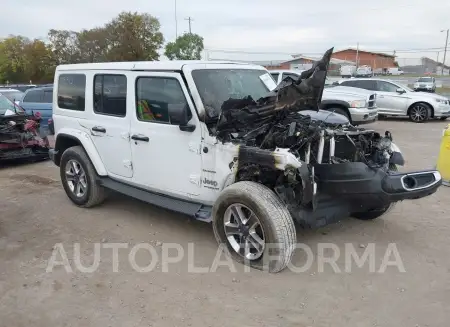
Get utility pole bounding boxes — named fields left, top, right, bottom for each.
left=441, top=29, right=449, bottom=75
left=185, top=17, right=194, bottom=34
left=174, top=0, right=178, bottom=39
left=355, top=42, right=359, bottom=69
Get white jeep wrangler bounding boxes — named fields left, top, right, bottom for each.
left=50, top=48, right=442, bottom=273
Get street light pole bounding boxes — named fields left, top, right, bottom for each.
left=175, top=0, right=178, bottom=39
left=441, top=29, right=448, bottom=75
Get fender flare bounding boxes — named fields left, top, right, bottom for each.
left=55, top=127, right=107, bottom=176
left=319, top=99, right=350, bottom=109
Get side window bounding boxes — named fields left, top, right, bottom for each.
left=93, top=74, right=127, bottom=117
left=356, top=80, right=376, bottom=90
left=43, top=90, right=53, bottom=103
left=23, top=90, right=43, bottom=103
left=376, top=81, right=398, bottom=92
left=270, top=73, right=279, bottom=83
left=57, top=74, right=86, bottom=111
left=136, top=77, right=190, bottom=124
left=340, top=80, right=357, bottom=87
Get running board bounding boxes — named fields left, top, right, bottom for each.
left=99, top=178, right=212, bottom=223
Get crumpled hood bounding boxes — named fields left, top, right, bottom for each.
left=272, top=47, right=334, bottom=112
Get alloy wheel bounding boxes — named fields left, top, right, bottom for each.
left=223, top=204, right=266, bottom=260
left=410, top=105, right=428, bottom=122
left=65, top=159, right=88, bottom=198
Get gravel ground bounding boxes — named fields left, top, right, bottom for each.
left=1, top=119, right=449, bottom=327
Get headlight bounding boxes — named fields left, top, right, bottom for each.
left=349, top=100, right=367, bottom=108
left=414, top=83, right=419, bottom=87
left=435, top=99, right=449, bottom=104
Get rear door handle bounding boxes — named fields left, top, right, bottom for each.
left=131, top=134, right=149, bottom=142
left=92, top=126, right=106, bottom=133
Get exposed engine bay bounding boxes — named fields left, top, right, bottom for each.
left=0, top=113, right=50, bottom=161
left=201, top=47, right=440, bottom=228
left=207, top=47, right=395, bottom=171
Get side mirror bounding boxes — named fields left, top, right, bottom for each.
left=396, top=88, right=405, bottom=94
left=168, top=104, right=195, bottom=132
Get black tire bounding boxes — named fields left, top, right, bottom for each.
left=352, top=164, right=397, bottom=220
left=212, top=181, right=296, bottom=273
left=60, top=146, right=107, bottom=208
left=440, top=117, right=448, bottom=121
left=408, top=103, right=431, bottom=123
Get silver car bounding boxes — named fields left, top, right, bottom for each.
left=413, top=77, right=436, bottom=92
left=270, top=70, right=378, bottom=125
left=337, top=78, right=450, bottom=123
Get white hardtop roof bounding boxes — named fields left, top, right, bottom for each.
left=56, top=60, right=264, bottom=72
left=269, top=69, right=305, bottom=73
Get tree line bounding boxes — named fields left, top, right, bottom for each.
left=0, top=11, right=204, bottom=84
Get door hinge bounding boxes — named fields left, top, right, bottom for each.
left=189, top=142, right=201, bottom=154
left=189, top=174, right=201, bottom=186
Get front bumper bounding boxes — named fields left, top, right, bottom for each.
left=434, top=105, right=450, bottom=118
left=314, top=162, right=441, bottom=211
left=348, top=107, right=378, bottom=125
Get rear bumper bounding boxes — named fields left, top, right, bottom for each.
left=314, top=162, right=441, bottom=210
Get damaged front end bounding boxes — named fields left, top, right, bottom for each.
left=206, top=47, right=441, bottom=228
left=0, top=99, right=50, bottom=162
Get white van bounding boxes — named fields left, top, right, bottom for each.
left=340, top=65, right=356, bottom=78
left=387, top=67, right=404, bottom=76
left=355, top=65, right=373, bottom=77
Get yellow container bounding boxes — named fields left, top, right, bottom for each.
left=437, top=124, right=450, bottom=186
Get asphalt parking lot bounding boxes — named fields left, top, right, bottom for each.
left=1, top=118, right=450, bottom=327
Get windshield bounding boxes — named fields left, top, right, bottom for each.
left=418, top=77, right=433, bottom=82
left=0, top=91, right=24, bottom=102
left=0, top=94, right=25, bottom=115
left=191, top=69, right=272, bottom=118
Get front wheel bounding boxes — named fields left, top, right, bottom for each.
left=409, top=103, right=431, bottom=123
left=212, top=181, right=296, bottom=273
left=60, top=146, right=107, bottom=208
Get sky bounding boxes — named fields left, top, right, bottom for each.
left=1, top=0, right=450, bottom=65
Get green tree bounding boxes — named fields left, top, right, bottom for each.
left=47, top=29, right=80, bottom=64
left=76, top=28, right=109, bottom=63
left=23, top=39, right=56, bottom=83
left=0, top=36, right=29, bottom=83
left=165, top=33, right=204, bottom=60
left=105, top=11, right=164, bottom=61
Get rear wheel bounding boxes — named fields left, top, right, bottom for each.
left=212, top=181, right=296, bottom=273
left=409, top=103, right=431, bottom=123
left=352, top=164, right=398, bottom=220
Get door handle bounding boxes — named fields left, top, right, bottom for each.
left=131, top=134, right=149, bottom=142
left=92, top=126, right=106, bottom=133
left=378, top=95, right=384, bottom=98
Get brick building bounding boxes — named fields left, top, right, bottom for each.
left=331, top=49, right=397, bottom=69
left=264, top=55, right=354, bottom=75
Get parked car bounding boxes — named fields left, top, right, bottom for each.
left=0, top=88, right=24, bottom=103
left=0, top=84, right=36, bottom=92
left=387, top=67, right=404, bottom=76
left=413, top=77, right=436, bottom=92
left=336, top=78, right=450, bottom=122
left=0, top=94, right=50, bottom=161
left=19, top=86, right=53, bottom=133
left=340, top=65, right=356, bottom=78
left=49, top=50, right=441, bottom=272
left=355, top=65, right=373, bottom=77
left=270, top=70, right=378, bottom=125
